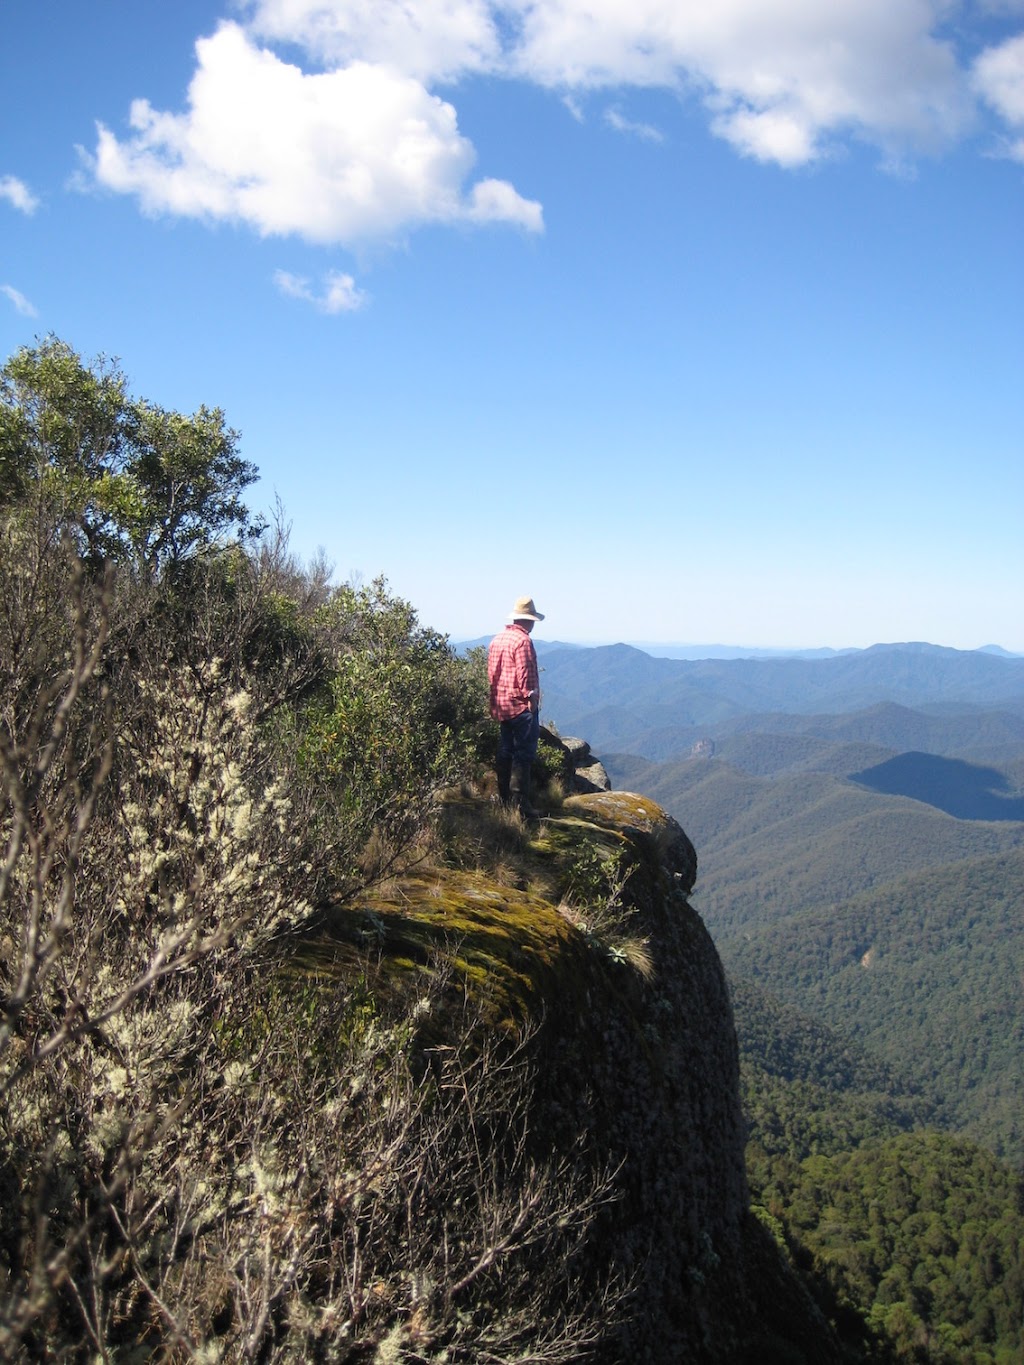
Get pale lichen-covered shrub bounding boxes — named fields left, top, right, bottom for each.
left=0, top=525, right=618, bottom=1361
left=0, top=566, right=321, bottom=1353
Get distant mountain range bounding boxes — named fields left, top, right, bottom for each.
left=456, top=637, right=1023, bottom=663
left=532, top=641, right=1024, bottom=756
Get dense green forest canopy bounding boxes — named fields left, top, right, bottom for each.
left=737, top=981, right=1024, bottom=1364
left=726, top=848, right=1024, bottom=1161
left=752, top=1130, right=1024, bottom=1365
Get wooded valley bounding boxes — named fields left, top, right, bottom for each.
left=544, top=640, right=1024, bottom=1362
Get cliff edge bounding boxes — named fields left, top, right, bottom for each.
left=306, top=779, right=841, bottom=1362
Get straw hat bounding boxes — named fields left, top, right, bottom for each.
left=508, top=595, right=545, bottom=622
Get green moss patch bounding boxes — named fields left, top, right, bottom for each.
left=563, top=792, right=698, bottom=892
left=281, top=789, right=692, bottom=1037
left=291, top=866, right=596, bottom=1031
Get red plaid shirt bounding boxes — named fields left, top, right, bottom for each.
left=487, top=624, right=539, bottom=721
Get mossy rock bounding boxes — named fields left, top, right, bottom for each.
left=562, top=791, right=698, bottom=893
left=290, top=866, right=602, bottom=1033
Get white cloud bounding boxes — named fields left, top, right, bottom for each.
left=89, top=21, right=541, bottom=245
left=242, top=0, right=499, bottom=82
left=274, top=267, right=368, bottom=311
left=241, top=2, right=981, bottom=167
left=710, top=106, right=817, bottom=166
left=506, top=0, right=973, bottom=163
left=83, top=0, right=1011, bottom=262
left=465, top=177, right=543, bottom=229
left=973, top=33, right=1024, bottom=159
left=0, top=175, right=39, bottom=214
left=605, top=107, right=664, bottom=143
left=1, top=284, right=38, bottom=316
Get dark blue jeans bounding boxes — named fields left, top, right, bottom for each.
left=497, top=707, right=539, bottom=767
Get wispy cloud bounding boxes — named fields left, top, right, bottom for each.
left=1, top=284, right=38, bottom=316
left=605, top=107, right=664, bottom=143
left=274, top=268, right=368, bottom=313
left=0, top=175, right=39, bottom=214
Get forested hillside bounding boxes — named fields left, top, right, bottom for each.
left=601, top=754, right=1023, bottom=937
left=725, top=848, right=1024, bottom=1160
left=732, top=978, right=934, bottom=1156
left=852, top=751, right=1024, bottom=820
left=601, top=733, right=1023, bottom=1164
left=592, top=650, right=1024, bottom=1362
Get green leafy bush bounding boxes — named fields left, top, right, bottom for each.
left=1, top=335, right=262, bottom=575
left=292, top=577, right=485, bottom=885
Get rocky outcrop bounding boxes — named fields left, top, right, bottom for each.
left=541, top=725, right=612, bottom=793
left=314, top=777, right=841, bottom=1362
left=531, top=792, right=837, bottom=1363
left=550, top=791, right=748, bottom=1360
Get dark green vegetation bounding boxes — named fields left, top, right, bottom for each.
left=734, top=983, right=1024, bottom=1362
left=581, top=649, right=1024, bottom=1363
left=752, top=1132, right=1024, bottom=1364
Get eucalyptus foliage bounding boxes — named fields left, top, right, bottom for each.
left=0, top=336, right=262, bottom=576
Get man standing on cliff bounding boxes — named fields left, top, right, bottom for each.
left=487, top=596, right=544, bottom=817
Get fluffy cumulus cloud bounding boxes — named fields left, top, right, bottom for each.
left=972, top=32, right=1024, bottom=158
left=90, top=21, right=541, bottom=245
left=0, top=175, right=40, bottom=214
left=87, top=1, right=1022, bottom=258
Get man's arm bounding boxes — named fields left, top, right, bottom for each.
left=520, top=637, right=539, bottom=710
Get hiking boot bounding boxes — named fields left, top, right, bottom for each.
left=512, top=763, right=541, bottom=820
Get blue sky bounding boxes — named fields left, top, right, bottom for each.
left=2, top=1, right=1022, bottom=651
